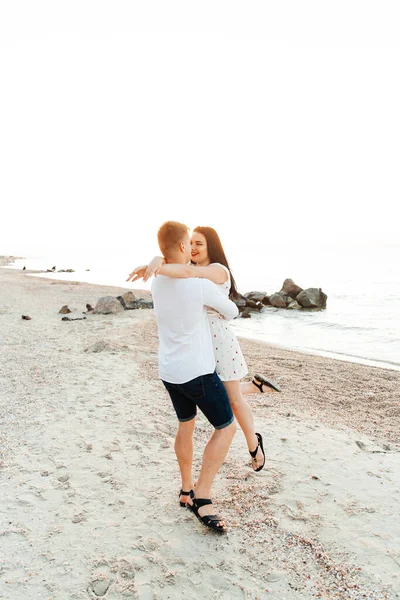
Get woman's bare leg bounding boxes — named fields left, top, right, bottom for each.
left=241, top=380, right=262, bottom=395
left=223, top=380, right=264, bottom=470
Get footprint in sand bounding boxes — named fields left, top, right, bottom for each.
left=89, top=574, right=111, bottom=597
left=89, top=558, right=141, bottom=599
left=17, top=491, right=44, bottom=507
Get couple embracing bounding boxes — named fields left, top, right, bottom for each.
left=128, top=221, right=281, bottom=533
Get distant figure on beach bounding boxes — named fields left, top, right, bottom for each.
left=144, top=221, right=238, bottom=533
left=128, top=226, right=281, bottom=473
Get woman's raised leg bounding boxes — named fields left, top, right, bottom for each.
left=223, top=380, right=265, bottom=471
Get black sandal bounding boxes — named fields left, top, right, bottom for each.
left=249, top=432, right=265, bottom=472
left=189, top=498, right=227, bottom=533
left=252, top=373, right=282, bottom=393
left=179, top=489, right=194, bottom=507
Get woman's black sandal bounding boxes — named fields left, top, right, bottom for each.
left=252, top=373, right=282, bottom=393
left=189, top=498, right=227, bottom=533
left=249, top=432, right=265, bottom=472
left=179, top=489, right=194, bottom=507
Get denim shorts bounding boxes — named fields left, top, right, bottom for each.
left=162, top=372, right=234, bottom=430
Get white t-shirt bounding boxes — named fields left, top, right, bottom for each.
left=151, top=275, right=239, bottom=384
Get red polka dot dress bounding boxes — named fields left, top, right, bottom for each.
left=207, top=263, right=248, bottom=382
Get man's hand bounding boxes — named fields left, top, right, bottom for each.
left=126, top=266, right=147, bottom=282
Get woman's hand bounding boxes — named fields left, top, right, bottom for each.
left=144, top=256, right=165, bottom=281
left=126, top=256, right=166, bottom=283
left=126, top=266, right=147, bottom=282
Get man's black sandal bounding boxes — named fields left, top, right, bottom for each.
left=179, top=489, right=194, bottom=507
left=189, top=498, right=227, bottom=533
left=252, top=373, right=282, bottom=393
left=249, top=432, right=265, bottom=472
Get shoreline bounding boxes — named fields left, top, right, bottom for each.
left=1, top=262, right=399, bottom=599
left=2, top=257, right=399, bottom=374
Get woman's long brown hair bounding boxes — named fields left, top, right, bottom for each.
left=192, top=226, right=240, bottom=299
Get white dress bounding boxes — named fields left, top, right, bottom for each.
left=206, top=263, right=248, bottom=381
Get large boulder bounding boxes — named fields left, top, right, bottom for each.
left=279, top=279, right=303, bottom=299
left=117, top=291, right=137, bottom=309
left=244, top=291, right=267, bottom=302
left=297, top=288, right=327, bottom=309
left=93, top=296, right=124, bottom=315
left=245, top=298, right=262, bottom=310
left=233, top=294, right=247, bottom=308
left=269, top=293, right=288, bottom=308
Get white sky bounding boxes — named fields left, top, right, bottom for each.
left=1, top=1, right=399, bottom=259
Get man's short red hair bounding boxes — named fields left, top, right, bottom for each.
left=157, top=221, right=190, bottom=257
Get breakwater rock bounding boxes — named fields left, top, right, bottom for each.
left=234, top=279, right=327, bottom=318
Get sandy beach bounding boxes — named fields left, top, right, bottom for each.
left=1, top=261, right=399, bottom=600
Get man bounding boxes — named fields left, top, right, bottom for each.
left=150, top=221, right=238, bottom=533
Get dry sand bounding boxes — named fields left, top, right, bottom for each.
left=0, top=262, right=399, bottom=600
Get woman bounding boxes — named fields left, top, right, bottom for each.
left=127, top=226, right=281, bottom=482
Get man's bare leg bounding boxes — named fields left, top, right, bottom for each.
left=191, top=420, right=236, bottom=523
left=175, top=418, right=196, bottom=504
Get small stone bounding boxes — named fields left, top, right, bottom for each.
left=40, top=470, right=50, bottom=477
left=21, top=315, right=32, bottom=320
left=59, top=305, right=71, bottom=314
left=58, top=474, right=70, bottom=483
left=61, top=314, right=87, bottom=322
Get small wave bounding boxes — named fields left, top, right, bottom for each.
left=303, top=346, right=400, bottom=370
left=304, top=321, right=381, bottom=332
